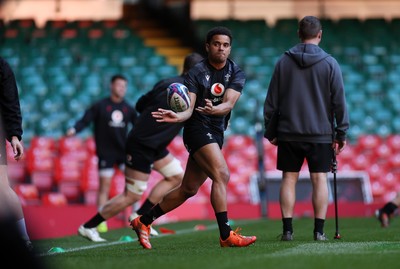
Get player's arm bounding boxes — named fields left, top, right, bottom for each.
left=152, top=92, right=197, bottom=123
left=196, top=88, right=240, bottom=116
left=66, top=103, right=97, bottom=136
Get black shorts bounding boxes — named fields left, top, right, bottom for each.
left=125, top=140, right=169, bottom=173
left=277, top=141, right=333, bottom=172
left=183, top=125, right=223, bottom=156
left=98, top=157, right=125, bottom=170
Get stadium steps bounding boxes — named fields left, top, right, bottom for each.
left=124, top=6, right=193, bottom=73
left=133, top=24, right=193, bottom=72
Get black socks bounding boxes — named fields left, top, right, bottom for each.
left=137, top=199, right=155, bottom=215
left=140, top=204, right=165, bottom=226
left=282, top=217, right=293, bottom=233
left=314, top=218, right=325, bottom=234
left=382, top=202, right=398, bottom=215
left=216, top=211, right=231, bottom=240
left=84, top=213, right=105, bottom=229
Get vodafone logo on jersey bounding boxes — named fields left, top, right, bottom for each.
left=211, top=83, right=225, bottom=97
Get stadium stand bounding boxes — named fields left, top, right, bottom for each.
left=2, top=15, right=400, bottom=207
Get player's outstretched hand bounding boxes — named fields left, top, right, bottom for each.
left=152, top=108, right=178, bottom=123
left=195, top=99, right=213, bottom=115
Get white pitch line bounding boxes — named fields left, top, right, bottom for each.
left=37, top=224, right=219, bottom=257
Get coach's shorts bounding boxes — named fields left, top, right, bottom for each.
left=183, top=125, right=223, bottom=156
left=125, top=140, right=169, bottom=174
left=277, top=141, right=333, bottom=173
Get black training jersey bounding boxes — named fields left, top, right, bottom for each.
left=185, top=58, right=245, bottom=133
left=73, top=97, right=137, bottom=158
left=128, top=75, right=185, bottom=150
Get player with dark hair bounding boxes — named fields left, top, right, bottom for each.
left=263, top=16, right=349, bottom=241
left=0, top=57, right=33, bottom=250
left=67, top=74, right=137, bottom=235
left=78, top=53, right=203, bottom=242
left=376, top=191, right=400, bottom=227
left=131, top=26, right=257, bottom=249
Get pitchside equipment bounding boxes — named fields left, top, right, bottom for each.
left=332, top=145, right=341, bottom=239
left=167, top=82, right=190, bottom=112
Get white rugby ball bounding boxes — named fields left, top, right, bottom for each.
left=167, top=82, right=190, bottom=112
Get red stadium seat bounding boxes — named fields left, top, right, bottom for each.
left=57, top=181, right=81, bottom=203
left=371, top=181, right=385, bottom=198
left=167, top=135, right=186, bottom=156
left=356, top=135, right=382, bottom=158
left=53, top=155, right=82, bottom=183
left=387, top=153, right=400, bottom=171
left=380, top=172, right=397, bottom=189
left=224, top=135, right=254, bottom=152
left=367, top=163, right=388, bottom=182
left=30, top=136, right=57, bottom=151
left=58, top=136, right=88, bottom=162
left=80, top=154, right=99, bottom=192
left=349, top=154, right=372, bottom=170
left=58, top=136, right=85, bottom=154
left=386, top=134, right=400, bottom=151
left=14, top=184, right=40, bottom=206
left=5, top=142, right=27, bottom=182
left=109, top=169, right=125, bottom=198
left=374, top=144, right=392, bottom=160
left=30, top=171, right=54, bottom=192
left=42, top=192, right=68, bottom=206
left=25, top=147, right=55, bottom=173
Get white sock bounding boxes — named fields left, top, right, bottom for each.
left=16, top=218, right=30, bottom=241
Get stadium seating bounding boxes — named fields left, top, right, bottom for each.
left=3, top=17, right=400, bottom=205
left=14, top=184, right=41, bottom=206
left=41, top=192, right=68, bottom=206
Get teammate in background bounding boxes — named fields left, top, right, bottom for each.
left=376, top=191, right=400, bottom=227
left=0, top=57, right=33, bottom=250
left=77, top=53, right=203, bottom=242
left=67, top=74, right=137, bottom=233
left=263, top=16, right=349, bottom=241
left=131, top=26, right=257, bottom=249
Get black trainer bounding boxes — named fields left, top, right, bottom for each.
left=375, top=209, right=390, bottom=228
left=314, top=232, right=328, bottom=241
left=280, top=231, right=294, bottom=241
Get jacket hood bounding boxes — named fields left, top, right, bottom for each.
left=285, top=43, right=329, bottom=67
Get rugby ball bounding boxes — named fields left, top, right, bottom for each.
left=167, top=82, right=190, bottom=112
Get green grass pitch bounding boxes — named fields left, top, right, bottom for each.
left=34, top=217, right=400, bottom=269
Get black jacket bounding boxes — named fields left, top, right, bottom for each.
left=0, top=57, right=23, bottom=142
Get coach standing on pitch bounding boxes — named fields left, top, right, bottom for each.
left=131, top=26, right=257, bottom=249
left=0, top=57, right=33, bottom=251
left=263, top=16, right=349, bottom=241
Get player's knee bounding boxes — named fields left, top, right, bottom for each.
left=158, top=158, right=184, bottom=178
left=125, top=177, right=148, bottom=195
left=182, top=186, right=198, bottom=199
left=164, top=174, right=183, bottom=188
left=215, top=167, right=230, bottom=184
